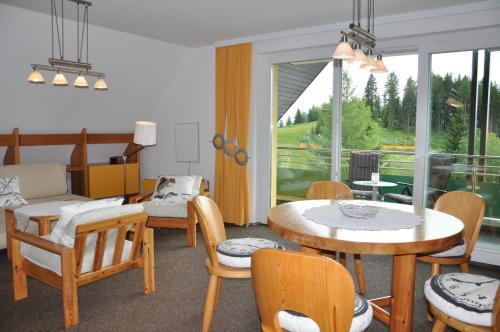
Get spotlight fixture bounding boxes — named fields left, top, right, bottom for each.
left=332, top=0, right=387, bottom=74
left=28, top=0, right=108, bottom=90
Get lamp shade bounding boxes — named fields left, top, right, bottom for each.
left=360, top=56, right=378, bottom=70
left=349, top=48, right=368, bottom=65
left=371, top=56, right=388, bottom=73
left=74, top=75, right=89, bottom=88
left=27, top=70, right=45, bottom=84
left=332, top=41, right=354, bottom=60
left=133, top=121, right=157, bottom=146
left=52, top=72, right=68, bottom=86
left=94, top=78, right=108, bottom=90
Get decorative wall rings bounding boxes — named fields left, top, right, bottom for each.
left=212, top=133, right=225, bottom=150
left=212, top=133, right=249, bottom=166
left=234, top=148, right=249, bottom=166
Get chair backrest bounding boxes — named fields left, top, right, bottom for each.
left=252, top=249, right=355, bottom=332
left=193, top=196, right=227, bottom=267
left=428, top=154, right=454, bottom=190
left=73, top=210, right=149, bottom=277
left=348, top=152, right=380, bottom=191
left=306, top=181, right=353, bottom=200
left=434, top=191, right=485, bottom=256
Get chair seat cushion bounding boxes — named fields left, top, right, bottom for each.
left=424, top=273, right=499, bottom=327
left=216, top=238, right=284, bottom=268
left=278, top=294, right=373, bottom=332
left=21, top=235, right=132, bottom=276
left=142, top=200, right=188, bottom=218
left=384, top=193, right=413, bottom=204
left=430, top=239, right=467, bottom=257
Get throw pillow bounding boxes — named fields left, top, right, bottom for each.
left=49, top=197, right=124, bottom=243
left=0, top=176, right=28, bottom=208
left=152, top=175, right=196, bottom=200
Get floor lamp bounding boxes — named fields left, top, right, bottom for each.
left=122, top=121, right=157, bottom=200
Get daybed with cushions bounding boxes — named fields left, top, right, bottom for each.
left=130, top=175, right=209, bottom=247
left=0, top=163, right=91, bottom=252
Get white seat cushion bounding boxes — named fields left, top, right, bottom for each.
left=142, top=200, right=188, bottom=218
left=216, top=238, right=284, bottom=268
left=278, top=294, right=373, bottom=332
left=424, top=273, right=499, bottom=327
left=21, top=235, right=132, bottom=276
left=430, top=239, right=467, bottom=257
left=152, top=175, right=202, bottom=200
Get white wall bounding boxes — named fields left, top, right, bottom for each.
left=0, top=3, right=214, bottom=179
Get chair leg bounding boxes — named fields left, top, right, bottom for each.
left=187, top=222, right=196, bottom=247
left=143, top=228, right=156, bottom=294
left=61, top=250, right=79, bottom=328
left=203, top=275, right=219, bottom=332
left=213, top=277, right=222, bottom=310
left=6, top=209, right=16, bottom=260
left=430, top=318, right=446, bottom=332
left=459, top=263, right=469, bottom=273
left=354, top=254, right=366, bottom=295
left=11, top=237, right=28, bottom=301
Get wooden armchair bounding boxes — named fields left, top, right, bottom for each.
left=10, top=207, right=155, bottom=328
left=130, top=177, right=209, bottom=247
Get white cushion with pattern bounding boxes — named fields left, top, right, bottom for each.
left=216, top=238, right=284, bottom=268
left=430, top=239, right=467, bottom=257
left=152, top=175, right=202, bottom=200
left=424, top=273, right=499, bottom=326
left=0, top=176, right=28, bottom=208
left=278, top=294, right=373, bottom=332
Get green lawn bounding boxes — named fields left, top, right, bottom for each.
left=277, top=122, right=319, bottom=146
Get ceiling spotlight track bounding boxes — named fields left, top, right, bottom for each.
left=332, top=0, right=388, bottom=73
left=27, top=0, right=108, bottom=90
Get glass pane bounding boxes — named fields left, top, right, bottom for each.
left=341, top=54, right=418, bottom=201
left=275, top=60, right=333, bottom=203
left=428, top=49, right=500, bottom=253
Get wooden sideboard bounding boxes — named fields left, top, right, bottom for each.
left=0, top=128, right=142, bottom=198
left=88, top=163, right=140, bottom=199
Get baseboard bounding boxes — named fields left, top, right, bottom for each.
left=472, top=247, right=500, bottom=266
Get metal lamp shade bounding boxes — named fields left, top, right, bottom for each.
left=134, top=121, right=157, bottom=146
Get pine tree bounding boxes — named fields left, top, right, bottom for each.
left=278, top=120, right=284, bottom=128
left=364, top=74, right=380, bottom=120
left=382, top=72, right=401, bottom=129
left=401, top=77, right=417, bottom=132
left=445, top=106, right=467, bottom=153
left=342, top=72, right=355, bottom=103
left=307, top=106, right=320, bottom=122
left=285, top=117, right=292, bottom=126
left=294, top=109, right=305, bottom=124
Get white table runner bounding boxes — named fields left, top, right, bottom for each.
left=303, top=201, right=423, bottom=231
left=14, top=201, right=81, bottom=232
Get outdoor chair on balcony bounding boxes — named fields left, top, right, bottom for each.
left=385, top=154, right=454, bottom=206
left=346, top=151, right=381, bottom=200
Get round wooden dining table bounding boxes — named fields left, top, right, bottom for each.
left=267, top=199, right=464, bottom=332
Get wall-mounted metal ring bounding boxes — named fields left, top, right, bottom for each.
left=223, top=139, right=238, bottom=157
left=212, top=133, right=225, bottom=150
left=234, top=148, right=249, bottom=166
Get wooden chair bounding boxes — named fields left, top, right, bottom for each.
left=417, top=191, right=485, bottom=276
left=252, top=248, right=360, bottom=332
left=130, top=177, right=209, bottom=247
left=305, top=181, right=366, bottom=295
left=425, top=273, right=499, bottom=332
left=193, top=195, right=252, bottom=332
left=10, top=209, right=155, bottom=328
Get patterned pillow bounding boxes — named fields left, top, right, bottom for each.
left=0, top=176, right=28, bottom=208
left=152, top=175, right=196, bottom=201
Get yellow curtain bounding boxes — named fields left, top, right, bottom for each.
left=214, top=43, right=252, bottom=226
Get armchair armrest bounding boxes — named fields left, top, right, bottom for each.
left=129, top=191, right=154, bottom=204
left=11, top=229, right=70, bottom=255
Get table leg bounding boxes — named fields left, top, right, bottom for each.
left=390, top=254, right=416, bottom=332
left=36, top=217, right=51, bottom=236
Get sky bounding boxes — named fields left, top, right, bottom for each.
left=281, top=50, right=500, bottom=123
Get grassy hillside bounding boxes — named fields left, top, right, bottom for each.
left=277, top=122, right=318, bottom=146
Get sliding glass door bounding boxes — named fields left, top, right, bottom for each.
left=427, top=49, right=500, bottom=253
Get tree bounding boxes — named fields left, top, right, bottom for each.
left=278, top=120, right=284, bottom=128
left=285, top=117, right=292, bottom=126
left=445, top=106, right=467, bottom=153
left=294, top=109, right=305, bottom=124
left=401, top=77, right=417, bottom=132
left=307, top=106, right=320, bottom=122
left=342, top=72, right=355, bottom=103
left=382, top=72, right=401, bottom=129
left=363, top=74, right=381, bottom=120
